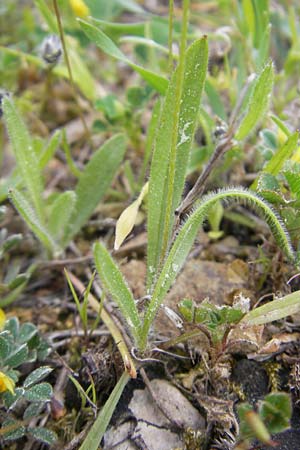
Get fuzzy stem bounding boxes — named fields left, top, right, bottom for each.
left=139, top=186, right=295, bottom=352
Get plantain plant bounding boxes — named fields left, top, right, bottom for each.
left=2, top=96, right=126, bottom=257
left=91, top=17, right=299, bottom=355
left=75, top=2, right=300, bottom=449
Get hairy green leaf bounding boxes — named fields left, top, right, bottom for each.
left=48, top=191, right=77, bottom=242
left=235, top=61, right=274, bottom=140
left=63, top=134, right=126, bottom=245
left=241, top=290, right=300, bottom=326
left=39, top=130, right=62, bottom=169
left=147, top=37, right=208, bottom=288
left=24, top=382, right=53, bottom=402
left=3, top=97, right=44, bottom=221
left=9, top=189, right=58, bottom=255
left=93, top=242, right=142, bottom=344
left=261, top=132, right=298, bottom=176
left=23, top=367, right=53, bottom=389
left=28, top=427, right=58, bottom=445
left=5, top=344, right=28, bottom=368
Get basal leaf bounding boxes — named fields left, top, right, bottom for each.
left=9, top=189, right=58, bottom=255
left=3, top=97, right=44, bottom=221
left=39, top=130, right=62, bottom=169
left=235, top=61, right=274, bottom=141
left=241, top=290, right=300, bottom=326
left=78, top=19, right=168, bottom=94
left=147, top=37, right=208, bottom=288
left=48, top=191, right=77, bottom=242
left=63, top=134, right=126, bottom=245
left=93, top=243, right=142, bottom=344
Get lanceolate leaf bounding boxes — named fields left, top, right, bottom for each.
left=147, top=37, right=208, bottom=288
left=48, top=191, right=77, bottom=241
left=3, top=97, right=44, bottom=222
left=241, top=290, right=300, bottom=326
left=9, top=189, right=58, bottom=255
left=235, top=61, right=274, bottom=141
left=63, top=134, right=126, bottom=245
left=141, top=187, right=294, bottom=350
left=39, top=130, right=62, bottom=169
left=78, top=19, right=168, bottom=94
left=261, top=132, right=299, bottom=176
left=93, top=242, right=142, bottom=344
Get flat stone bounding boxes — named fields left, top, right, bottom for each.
left=103, top=379, right=205, bottom=450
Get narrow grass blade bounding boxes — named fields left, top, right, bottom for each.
left=3, top=97, right=44, bottom=222
left=235, top=61, right=274, bottom=141
left=93, top=242, right=142, bottom=345
left=141, top=187, right=294, bottom=350
left=67, top=272, right=137, bottom=377
left=9, top=189, right=57, bottom=255
left=63, top=134, right=126, bottom=245
left=78, top=19, right=168, bottom=94
left=241, top=290, right=300, bottom=326
left=48, top=191, right=77, bottom=242
left=147, top=37, right=208, bottom=288
left=79, top=371, right=130, bottom=450
left=260, top=132, right=298, bottom=176
left=270, top=115, right=291, bottom=137
left=252, top=132, right=298, bottom=190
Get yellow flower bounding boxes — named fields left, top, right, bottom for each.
left=0, top=308, right=6, bottom=330
left=69, top=0, right=90, bottom=18
left=0, top=371, right=15, bottom=395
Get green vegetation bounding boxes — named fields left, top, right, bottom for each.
left=1, top=1, right=300, bottom=449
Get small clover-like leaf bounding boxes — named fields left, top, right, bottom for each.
left=2, top=418, right=26, bottom=441
left=23, top=366, right=53, bottom=389
left=0, top=335, right=11, bottom=361
left=235, top=61, right=274, bottom=141
left=28, top=427, right=58, bottom=445
left=5, top=317, right=19, bottom=339
left=18, top=322, right=37, bottom=344
left=5, top=344, right=28, bottom=368
left=23, top=402, right=45, bottom=419
left=24, top=382, right=53, bottom=402
left=259, top=392, right=291, bottom=434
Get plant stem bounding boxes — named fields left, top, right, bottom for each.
left=52, top=0, right=90, bottom=138
left=161, top=0, right=190, bottom=261
left=175, top=133, right=233, bottom=219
